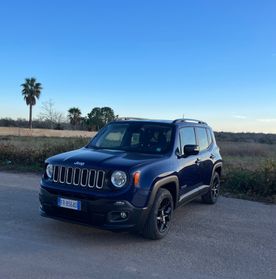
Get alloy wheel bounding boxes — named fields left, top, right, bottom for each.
left=156, top=198, right=172, bottom=233
left=211, top=176, right=220, bottom=199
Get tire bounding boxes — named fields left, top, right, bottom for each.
left=201, top=172, right=220, bottom=204
left=142, top=188, right=173, bottom=240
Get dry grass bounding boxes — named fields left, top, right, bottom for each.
left=217, top=141, right=276, bottom=202
left=0, top=136, right=91, bottom=149
left=0, top=127, right=96, bottom=138
left=0, top=134, right=275, bottom=201
left=218, top=141, right=276, bottom=173
left=0, top=136, right=89, bottom=171
left=218, top=141, right=273, bottom=157
left=1, top=135, right=275, bottom=172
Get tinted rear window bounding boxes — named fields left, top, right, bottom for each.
left=206, top=128, right=213, bottom=145
left=196, top=127, right=209, bottom=151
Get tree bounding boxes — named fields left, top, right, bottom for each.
left=86, top=107, right=116, bottom=130
left=68, top=107, right=82, bottom=129
left=87, top=107, right=102, bottom=131
left=21, top=77, right=42, bottom=129
left=101, top=107, right=116, bottom=124
left=38, top=99, right=64, bottom=129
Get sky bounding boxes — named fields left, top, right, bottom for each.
left=0, top=0, right=275, bottom=133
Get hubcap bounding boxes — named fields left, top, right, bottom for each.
left=156, top=198, right=172, bottom=233
left=211, top=177, right=220, bottom=199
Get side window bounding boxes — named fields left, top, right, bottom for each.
left=206, top=128, right=213, bottom=145
left=196, top=127, right=209, bottom=151
left=179, top=127, right=196, bottom=153
left=130, top=133, right=140, bottom=146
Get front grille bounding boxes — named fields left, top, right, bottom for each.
left=52, top=166, right=105, bottom=189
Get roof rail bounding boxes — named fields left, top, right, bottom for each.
left=173, top=118, right=207, bottom=125
left=115, top=117, right=150, bottom=121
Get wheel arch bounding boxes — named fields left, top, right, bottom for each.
left=147, top=175, right=179, bottom=209
left=212, top=162, right=222, bottom=178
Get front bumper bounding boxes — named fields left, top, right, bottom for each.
left=39, top=187, right=148, bottom=231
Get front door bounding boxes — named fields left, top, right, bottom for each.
left=177, top=127, right=202, bottom=196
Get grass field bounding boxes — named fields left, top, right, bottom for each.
left=0, top=127, right=96, bottom=138
left=0, top=135, right=275, bottom=202
left=0, top=136, right=89, bottom=171
left=218, top=141, right=276, bottom=170
left=218, top=141, right=276, bottom=202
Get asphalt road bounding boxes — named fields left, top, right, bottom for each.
left=0, top=171, right=275, bottom=279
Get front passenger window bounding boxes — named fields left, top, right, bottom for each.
left=179, top=127, right=196, bottom=154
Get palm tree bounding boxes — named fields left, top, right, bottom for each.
left=21, top=77, right=42, bottom=129
left=68, top=107, right=82, bottom=129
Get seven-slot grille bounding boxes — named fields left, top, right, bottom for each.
left=52, top=166, right=105, bottom=189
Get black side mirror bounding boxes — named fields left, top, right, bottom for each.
left=184, top=144, right=200, bottom=156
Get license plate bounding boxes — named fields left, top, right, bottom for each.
left=57, top=197, right=81, bottom=211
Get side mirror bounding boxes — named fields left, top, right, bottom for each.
left=184, top=144, right=200, bottom=156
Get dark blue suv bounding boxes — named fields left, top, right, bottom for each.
left=40, top=118, right=222, bottom=239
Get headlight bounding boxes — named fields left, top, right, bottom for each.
left=46, top=164, right=54, bottom=178
left=111, top=171, right=127, bottom=188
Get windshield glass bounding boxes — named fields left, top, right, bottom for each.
left=87, top=123, right=174, bottom=154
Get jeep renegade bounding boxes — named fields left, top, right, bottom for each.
left=40, top=118, right=222, bottom=239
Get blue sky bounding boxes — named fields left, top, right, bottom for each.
left=0, top=0, right=275, bottom=132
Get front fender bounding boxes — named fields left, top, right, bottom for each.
left=147, top=175, right=179, bottom=209
left=135, top=175, right=180, bottom=232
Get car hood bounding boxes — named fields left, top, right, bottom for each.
left=47, top=147, right=166, bottom=170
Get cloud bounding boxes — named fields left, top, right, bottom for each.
left=257, top=118, right=276, bottom=123
left=232, top=115, right=247, bottom=119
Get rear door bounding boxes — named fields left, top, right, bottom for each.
left=177, top=127, right=202, bottom=195
left=195, top=127, right=213, bottom=186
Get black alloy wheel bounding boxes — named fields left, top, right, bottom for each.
left=211, top=174, right=220, bottom=200
left=202, top=172, right=221, bottom=204
left=156, top=197, right=172, bottom=233
left=142, top=188, right=174, bottom=240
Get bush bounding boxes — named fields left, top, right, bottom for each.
left=0, top=137, right=88, bottom=169
left=223, top=160, right=276, bottom=199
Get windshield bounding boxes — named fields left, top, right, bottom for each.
left=87, top=123, right=174, bottom=154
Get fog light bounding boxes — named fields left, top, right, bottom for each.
left=120, top=211, right=127, bottom=219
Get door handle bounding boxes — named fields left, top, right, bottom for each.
left=195, top=158, right=201, bottom=165
left=210, top=154, right=215, bottom=160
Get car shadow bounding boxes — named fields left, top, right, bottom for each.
left=41, top=198, right=205, bottom=245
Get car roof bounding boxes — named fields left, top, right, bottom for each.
left=111, top=118, right=209, bottom=127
